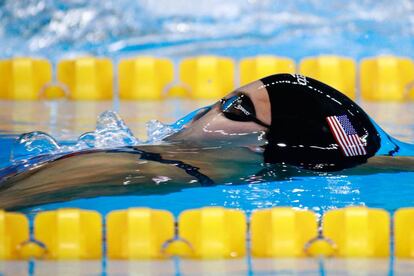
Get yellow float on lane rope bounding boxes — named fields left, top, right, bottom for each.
left=394, top=208, right=414, bottom=258
left=300, top=55, right=356, bottom=99
left=179, top=56, right=235, bottom=99
left=106, top=208, right=175, bottom=259
left=34, top=208, right=102, bottom=259
left=322, top=206, right=390, bottom=257
left=177, top=207, right=246, bottom=259
left=57, top=57, right=113, bottom=100
left=240, top=56, right=295, bottom=85
left=0, top=210, right=29, bottom=259
left=360, top=55, right=414, bottom=101
left=0, top=57, right=52, bottom=100
left=118, top=56, right=174, bottom=100
left=250, top=207, right=318, bottom=257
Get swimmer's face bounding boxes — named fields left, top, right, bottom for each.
left=166, top=80, right=271, bottom=148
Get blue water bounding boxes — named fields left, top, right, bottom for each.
left=1, top=0, right=414, bottom=61
left=0, top=0, right=413, bottom=227
left=0, top=1, right=414, bottom=274
left=0, top=102, right=413, bottom=220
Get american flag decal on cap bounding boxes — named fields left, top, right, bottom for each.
left=326, top=115, right=367, bottom=157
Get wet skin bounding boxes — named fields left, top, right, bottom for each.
left=0, top=145, right=265, bottom=209
left=0, top=78, right=413, bottom=210
left=165, top=80, right=271, bottom=148
left=0, top=80, right=275, bottom=209
left=0, top=144, right=413, bottom=210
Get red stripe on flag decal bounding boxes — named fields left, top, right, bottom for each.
left=332, top=116, right=358, bottom=156
left=350, top=135, right=363, bottom=155
left=352, top=135, right=366, bottom=155
left=326, top=116, right=351, bottom=156
left=330, top=116, right=355, bottom=156
left=326, top=115, right=367, bottom=157
left=352, top=134, right=367, bottom=155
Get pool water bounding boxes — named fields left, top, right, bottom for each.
left=3, top=257, right=414, bottom=275
left=1, top=0, right=414, bottom=274
left=0, top=100, right=413, bottom=219
left=1, top=0, right=414, bottom=61
left=0, top=97, right=413, bottom=275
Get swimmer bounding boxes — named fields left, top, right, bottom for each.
left=168, top=73, right=382, bottom=170
left=0, top=74, right=413, bottom=209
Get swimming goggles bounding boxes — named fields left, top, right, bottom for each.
left=220, top=92, right=270, bottom=128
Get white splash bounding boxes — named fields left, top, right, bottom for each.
left=10, top=110, right=172, bottom=162
left=146, top=119, right=178, bottom=143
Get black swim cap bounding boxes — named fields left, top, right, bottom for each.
left=261, top=74, right=381, bottom=171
